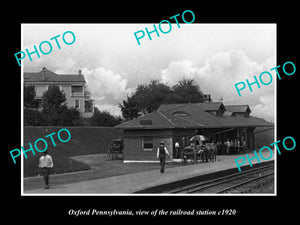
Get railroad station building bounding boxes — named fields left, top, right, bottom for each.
left=115, top=102, right=273, bottom=162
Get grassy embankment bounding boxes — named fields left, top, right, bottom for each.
left=23, top=126, right=122, bottom=177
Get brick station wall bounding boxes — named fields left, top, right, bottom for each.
left=123, top=129, right=173, bottom=161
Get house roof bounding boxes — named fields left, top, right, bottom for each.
left=24, top=68, right=86, bottom=83
left=116, top=102, right=273, bottom=130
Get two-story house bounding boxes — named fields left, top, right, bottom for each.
left=24, top=67, right=94, bottom=117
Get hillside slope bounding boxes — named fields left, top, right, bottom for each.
left=23, top=126, right=122, bottom=177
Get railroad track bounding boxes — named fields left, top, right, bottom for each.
left=168, top=164, right=274, bottom=194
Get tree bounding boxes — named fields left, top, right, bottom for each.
left=24, top=86, right=39, bottom=108
left=57, top=105, right=81, bottom=126
left=90, top=107, right=123, bottom=127
left=24, top=108, right=47, bottom=126
left=41, top=85, right=80, bottom=125
left=119, top=80, right=172, bottom=119
left=119, top=78, right=206, bottom=120
left=172, top=78, right=205, bottom=103
left=119, top=96, right=140, bottom=120
left=42, top=85, right=67, bottom=115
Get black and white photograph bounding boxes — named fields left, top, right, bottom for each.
left=3, top=4, right=298, bottom=224
left=21, top=23, right=276, bottom=195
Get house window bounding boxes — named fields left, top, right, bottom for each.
left=75, top=99, right=80, bottom=108
left=143, top=136, right=153, bottom=151
left=71, top=85, right=83, bottom=96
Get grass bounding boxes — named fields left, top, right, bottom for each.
left=23, top=126, right=122, bottom=177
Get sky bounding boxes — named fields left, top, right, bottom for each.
left=22, top=23, right=276, bottom=122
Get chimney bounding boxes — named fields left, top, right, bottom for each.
left=42, top=67, right=46, bottom=80
left=78, top=69, right=82, bottom=75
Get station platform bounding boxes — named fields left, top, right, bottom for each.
left=23, top=150, right=275, bottom=195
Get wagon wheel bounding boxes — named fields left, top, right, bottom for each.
left=200, top=151, right=204, bottom=163
left=181, top=152, right=187, bottom=165
left=193, top=152, right=197, bottom=164
left=120, top=152, right=124, bottom=160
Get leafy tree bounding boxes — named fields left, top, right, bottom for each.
left=42, top=85, right=67, bottom=115
left=119, top=80, right=172, bottom=119
left=119, top=95, right=140, bottom=120
left=24, top=108, right=47, bottom=126
left=41, top=85, right=80, bottom=125
left=57, top=105, right=81, bottom=126
left=172, top=78, right=205, bottom=103
left=24, top=86, right=39, bottom=108
left=90, top=107, right=123, bottom=127
left=119, top=78, right=206, bottom=119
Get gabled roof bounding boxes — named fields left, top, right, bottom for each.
left=158, top=102, right=225, bottom=112
left=216, top=114, right=272, bottom=127
left=165, top=104, right=224, bottom=128
left=115, top=111, right=203, bottom=130
left=225, top=105, right=251, bottom=113
left=116, top=102, right=273, bottom=130
left=158, top=104, right=185, bottom=112
left=24, top=68, right=86, bottom=83
left=196, top=102, right=225, bottom=111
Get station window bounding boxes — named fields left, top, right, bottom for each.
left=143, top=136, right=153, bottom=151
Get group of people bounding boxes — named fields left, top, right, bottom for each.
left=217, top=139, right=246, bottom=154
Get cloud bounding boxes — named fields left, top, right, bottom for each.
left=160, top=50, right=275, bottom=121
left=161, top=60, right=196, bottom=86
left=251, top=95, right=274, bottom=122
left=82, top=67, right=133, bottom=115
left=94, top=103, right=123, bottom=116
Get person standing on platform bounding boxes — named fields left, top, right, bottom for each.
left=39, top=150, right=54, bottom=189
left=225, top=139, right=231, bottom=154
left=175, top=141, right=180, bottom=158
left=157, top=141, right=170, bottom=173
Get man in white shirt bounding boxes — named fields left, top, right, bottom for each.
left=39, top=151, right=54, bottom=189
left=156, top=141, right=170, bottom=173
left=175, top=141, right=180, bottom=158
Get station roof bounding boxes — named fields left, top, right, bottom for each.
left=116, top=102, right=273, bottom=130
left=225, top=105, right=251, bottom=113
left=115, top=111, right=203, bottom=130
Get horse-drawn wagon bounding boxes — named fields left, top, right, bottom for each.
left=181, top=135, right=217, bottom=164
left=108, top=139, right=124, bottom=160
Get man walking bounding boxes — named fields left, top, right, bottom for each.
left=39, top=150, right=54, bottom=189
left=156, top=141, right=170, bottom=173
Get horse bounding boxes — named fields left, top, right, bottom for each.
left=204, top=143, right=217, bottom=162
